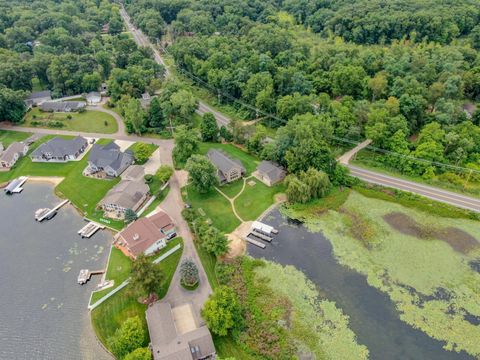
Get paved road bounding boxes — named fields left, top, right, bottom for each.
left=349, top=165, right=480, bottom=213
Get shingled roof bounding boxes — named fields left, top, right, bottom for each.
left=31, top=136, right=87, bottom=158
left=88, top=142, right=133, bottom=174
left=207, top=149, right=245, bottom=174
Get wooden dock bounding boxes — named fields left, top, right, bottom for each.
left=4, top=176, right=28, bottom=194
left=78, top=269, right=105, bottom=285
left=245, top=235, right=266, bottom=249
left=35, top=199, right=69, bottom=222
left=78, top=221, right=105, bottom=238
left=251, top=230, right=273, bottom=242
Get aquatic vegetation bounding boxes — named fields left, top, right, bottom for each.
left=283, top=191, right=480, bottom=357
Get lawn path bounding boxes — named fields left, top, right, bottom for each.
left=214, top=176, right=251, bottom=223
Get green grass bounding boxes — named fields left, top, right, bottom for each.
left=0, top=130, right=31, bottom=147
left=194, top=240, right=219, bottom=290
left=91, top=238, right=183, bottom=351
left=234, top=179, right=285, bottom=221
left=218, top=179, right=244, bottom=198
left=128, top=142, right=158, bottom=165
left=142, top=187, right=170, bottom=217
left=185, top=184, right=240, bottom=233
left=214, top=335, right=259, bottom=360
left=23, top=108, right=118, bottom=133
left=198, top=142, right=259, bottom=175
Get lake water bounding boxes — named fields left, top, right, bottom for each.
left=248, top=209, right=472, bottom=360
left=0, top=183, right=112, bottom=360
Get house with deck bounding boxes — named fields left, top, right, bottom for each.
left=30, top=136, right=88, bottom=162
left=207, top=149, right=246, bottom=184
left=0, top=142, right=29, bottom=168
left=254, top=160, right=286, bottom=186
left=114, top=211, right=176, bottom=259
left=99, top=179, right=149, bottom=219
left=86, top=142, right=134, bottom=177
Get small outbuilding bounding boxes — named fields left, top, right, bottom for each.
left=86, top=92, right=102, bottom=105
left=26, top=90, right=52, bottom=106
left=254, top=160, right=286, bottom=186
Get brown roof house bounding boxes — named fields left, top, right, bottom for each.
left=99, top=179, right=149, bottom=219
left=114, top=211, right=176, bottom=259
left=207, top=149, right=245, bottom=184
left=0, top=142, right=29, bottom=169
left=254, top=160, right=286, bottom=186
left=146, top=302, right=216, bottom=360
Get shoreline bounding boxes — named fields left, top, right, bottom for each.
left=27, top=176, right=65, bottom=186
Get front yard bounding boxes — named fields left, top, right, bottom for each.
left=0, top=130, right=31, bottom=147
left=23, top=108, right=118, bottom=134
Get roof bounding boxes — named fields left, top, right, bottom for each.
left=88, top=142, right=133, bottom=173
left=86, top=91, right=101, bottom=100
left=149, top=211, right=175, bottom=233
left=257, top=160, right=286, bottom=182
left=207, top=149, right=245, bottom=175
left=27, top=90, right=51, bottom=100
left=31, top=136, right=87, bottom=158
left=101, top=179, right=149, bottom=210
left=117, top=213, right=172, bottom=256
left=40, top=101, right=86, bottom=112
left=122, top=165, right=145, bottom=180
left=0, top=142, right=26, bottom=163
left=146, top=302, right=216, bottom=360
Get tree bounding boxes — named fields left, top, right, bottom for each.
left=130, top=255, right=164, bottom=296
left=107, top=317, right=145, bottom=359
left=125, top=209, right=138, bottom=223
left=169, top=89, right=197, bottom=124
left=125, top=98, right=146, bottom=135
left=82, top=72, right=101, bottom=92
left=202, top=286, right=241, bottom=336
left=219, top=126, right=233, bottom=142
left=276, top=93, right=313, bottom=123
left=133, top=143, right=152, bottom=164
left=0, top=87, right=26, bottom=123
left=299, top=168, right=331, bottom=199
left=185, top=155, right=218, bottom=193
left=173, top=125, right=199, bottom=165
left=180, top=258, right=199, bottom=287
left=200, top=113, right=219, bottom=142
left=148, top=97, right=164, bottom=129
left=124, top=348, right=152, bottom=360
left=368, top=72, right=388, bottom=100
left=155, top=165, right=173, bottom=184
left=199, top=226, right=229, bottom=257
left=285, top=175, right=310, bottom=203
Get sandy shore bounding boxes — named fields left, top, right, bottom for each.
left=27, top=176, right=65, bottom=186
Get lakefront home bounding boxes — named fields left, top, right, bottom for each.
left=254, top=160, right=286, bottom=186
left=86, top=142, right=134, bottom=177
left=0, top=142, right=29, bottom=168
left=207, top=149, right=246, bottom=184
left=114, top=211, right=176, bottom=259
left=40, top=101, right=86, bottom=112
left=30, top=136, right=88, bottom=162
left=99, top=179, right=149, bottom=219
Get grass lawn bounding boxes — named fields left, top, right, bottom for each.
left=185, top=184, right=240, bottom=233
left=128, top=142, right=158, bottom=165
left=142, top=187, right=170, bottom=217
left=218, top=179, right=244, bottom=198
left=198, top=142, right=259, bottom=175
left=91, top=238, right=183, bottom=350
left=214, top=335, right=259, bottom=360
left=23, top=108, right=118, bottom=134
left=0, top=130, right=31, bottom=147
left=194, top=240, right=219, bottom=290
left=234, top=179, right=285, bottom=221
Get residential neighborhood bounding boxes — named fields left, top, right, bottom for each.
left=30, top=136, right=89, bottom=162
left=86, top=142, right=134, bottom=178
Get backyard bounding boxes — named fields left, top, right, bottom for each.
left=22, top=108, right=118, bottom=134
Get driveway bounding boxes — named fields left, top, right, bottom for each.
left=143, top=148, right=161, bottom=175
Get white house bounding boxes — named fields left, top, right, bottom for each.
left=0, top=142, right=29, bottom=169
left=86, top=92, right=102, bottom=105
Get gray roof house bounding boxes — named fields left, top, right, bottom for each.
left=87, top=142, right=134, bottom=177
left=0, top=142, right=29, bottom=168
left=86, top=92, right=101, bottom=105
left=207, top=149, right=246, bottom=184
left=255, top=160, right=286, bottom=186
left=146, top=302, right=216, bottom=360
left=40, top=101, right=86, bottom=112
left=30, top=136, right=88, bottom=162
left=121, top=164, right=145, bottom=181
left=26, top=90, right=52, bottom=106
left=100, top=179, right=149, bottom=218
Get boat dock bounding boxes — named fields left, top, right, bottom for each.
left=35, top=199, right=70, bottom=222
left=4, top=176, right=28, bottom=195
left=245, top=221, right=280, bottom=249
left=78, top=221, right=105, bottom=238
left=245, top=235, right=266, bottom=249
left=78, top=269, right=105, bottom=285
left=250, top=229, right=273, bottom=242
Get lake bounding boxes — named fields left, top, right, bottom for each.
left=0, top=183, right=112, bottom=360
left=248, top=209, right=472, bottom=360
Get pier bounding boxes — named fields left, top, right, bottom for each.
left=78, top=269, right=105, bottom=285
left=78, top=221, right=105, bottom=238
left=4, top=176, right=28, bottom=195
left=250, top=229, right=273, bottom=242
left=244, top=235, right=266, bottom=249
left=35, top=199, right=69, bottom=222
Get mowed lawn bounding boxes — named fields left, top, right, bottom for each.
left=91, top=238, right=183, bottom=349
left=234, top=179, right=285, bottom=221
left=23, top=108, right=118, bottom=134
left=0, top=130, right=31, bottom=147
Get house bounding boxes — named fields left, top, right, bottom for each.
left=30, top=136, right=88, bottom=162
left=86, top=92, right=101, bottom=105
left=146, top=302, right=216, bottom=360
left=100, top=179, right=149, bottom=218
left=114, top=211, right=176, bottom=259
left=40, top=101, right=86, bottom=112
left=254, top=160, right=286, bottom=186
left=86, top=142, right=134, bottom=177
left=0, top=142, right=29, bottom=168
left=26, top=90, right=52, bottom=106
left=141, top=92, right=152, bottom=108
left=207, top=149, right=246, bottom=184
left=121, top=164, right=145, bottom=181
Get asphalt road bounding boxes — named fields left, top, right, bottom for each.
left=348, top=165, right=480, bottom=213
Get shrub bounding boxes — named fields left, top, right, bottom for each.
left=78, top=107, right=86, bottom=113
left=66, top=114, right=72, bottom=120
left=107, top=316, right=145, bottom=359
left=180, top=258, right=199, bottom=287
left=125, top=208, right=138, bottom=223
left=47, top=121, right=64, bottom=128
left=144, top=174, right=154, bottom=184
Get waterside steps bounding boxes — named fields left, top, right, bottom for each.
left=4, top=176, right=28, bottom=195
left=78, top=269, right=105, bottom=285
left=78, top=221, right=105, bottom=238
left=35, top=199, right=70, bottom=222
left=244, top=235, right=266, bottom=249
